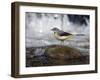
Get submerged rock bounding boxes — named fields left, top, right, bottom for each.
left=45, top=45, right=81, bottom=60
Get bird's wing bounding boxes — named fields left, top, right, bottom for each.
left=58, top=31, right=72, bottom=36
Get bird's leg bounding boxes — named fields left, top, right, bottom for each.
left=60, top=40, right=64, bottom=46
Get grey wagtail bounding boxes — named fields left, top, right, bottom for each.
left=51, top=27, right=73, bottom=45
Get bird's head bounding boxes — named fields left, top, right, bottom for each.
left=51, top=27, right=60, bottom=32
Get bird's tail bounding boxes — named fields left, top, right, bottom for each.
left=75, top=34, right=85, bottom=36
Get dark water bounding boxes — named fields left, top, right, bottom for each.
left=26, top=46, right=89, bottom=67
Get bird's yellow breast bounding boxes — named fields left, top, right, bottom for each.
left=54, top=32, right=73, bottom=41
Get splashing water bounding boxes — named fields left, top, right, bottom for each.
left=25, top=13, right=90, bottom=56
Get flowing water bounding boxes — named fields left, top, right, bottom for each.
left=25, top=13, right=90, bottom=67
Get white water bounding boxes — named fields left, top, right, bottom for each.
left=25, top=13, right=89, bottom=55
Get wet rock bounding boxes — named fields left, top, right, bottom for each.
left=45, top=45, right=81, bottom=60
left=26, top=46, right=89, bottom=67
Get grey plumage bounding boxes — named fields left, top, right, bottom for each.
left=51, top=27, right=72, bottom=36
left=51, top=27, right=84, bottom=36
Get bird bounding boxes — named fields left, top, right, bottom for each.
left=51, top=27, right=74, bottom=45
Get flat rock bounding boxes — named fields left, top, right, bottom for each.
left=45, top=45, right=81, bottom=60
